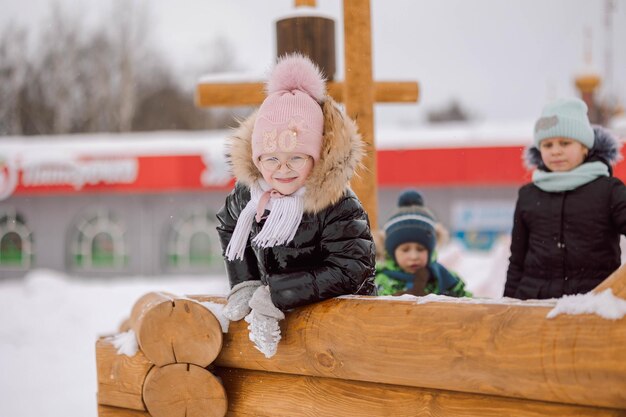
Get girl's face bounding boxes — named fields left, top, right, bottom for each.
left=394, top=242, right=429, bottom=274
left=539, top=137, right=589, bottom=172
left=258, top=151, right=314, bottom=195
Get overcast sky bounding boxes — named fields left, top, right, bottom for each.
left=1, top=0, right=625, bottom=126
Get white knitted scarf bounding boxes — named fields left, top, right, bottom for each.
left=225, top=179, right=305, bottom=261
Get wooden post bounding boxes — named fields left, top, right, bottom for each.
left=342, top=0, right=377, bottom=229
left=295, top=0, right=316, bottom=6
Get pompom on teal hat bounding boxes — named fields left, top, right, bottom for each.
left=533, top=97, right=594, bottom=148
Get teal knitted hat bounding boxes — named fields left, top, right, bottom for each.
left=533, top=98, right=594, bottom=148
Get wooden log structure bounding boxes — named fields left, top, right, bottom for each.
left=96, top=265, right=626, bottom=416
left=96, top=293, right=228, bottom=417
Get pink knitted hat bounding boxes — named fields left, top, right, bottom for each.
left=252, top=54, right=326, bottom=163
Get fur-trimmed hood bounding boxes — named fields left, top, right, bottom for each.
left=225, top=96, right=364, bottom=213
left=524, top=125, right=622, bottom=173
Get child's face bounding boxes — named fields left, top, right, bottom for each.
left=394, top=242, right=429, bottom=274
left=539, top=137, right=588, bottom=172
left=258, top=151, right=313, bottom=195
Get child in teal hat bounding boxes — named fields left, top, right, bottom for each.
left=505, top=97, right=626, bottom=299
left=375, top=190, right=471, bottom=297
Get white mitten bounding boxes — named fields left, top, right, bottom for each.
left=222, top=280, right=262, bottom=321
left=245, top=286, right=285, bottom=358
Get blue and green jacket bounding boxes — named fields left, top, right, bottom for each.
left=375, top=257, right=471, bottom=297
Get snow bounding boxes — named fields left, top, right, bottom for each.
left=547, top=288, right=626, bottom=320
left=200, top=301, right=230, bottom=333
left=107, top=330, right=138, bottom=356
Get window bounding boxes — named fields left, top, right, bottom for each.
left=0, top=210, right=34, bottom=269
left=165, top=209, right=220, bottom=271
left=69, top=210, right=128, bottom=271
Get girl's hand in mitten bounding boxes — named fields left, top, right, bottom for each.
left=245, top=285, right=285, bottom=358
left=222, top=280, right=263, bottom=321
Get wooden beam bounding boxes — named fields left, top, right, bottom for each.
left=96, top=337, right=152, bottom=411
left=214, top=367, right=625, bottom=417
left=192, top=292, right=626, bottom=410
left=195, top=81, right=418, bottom=107
left=343, top=0, right=378, bottom=229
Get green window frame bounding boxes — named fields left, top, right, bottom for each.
left=0, top=210, right=34, bottom=268
left=69, top=210, right=128, bottom=271
left=165, top=210, right=219, bottom=271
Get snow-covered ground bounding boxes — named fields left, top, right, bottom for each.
left=0, top=236, right=595, bottom=417
left=0, top=270, right=230, bottom=417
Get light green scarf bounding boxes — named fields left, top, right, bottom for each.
left=532, top=161, right=609, bottom=192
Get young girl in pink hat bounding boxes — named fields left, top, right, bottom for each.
left=217, top=54, right=376, bottom=358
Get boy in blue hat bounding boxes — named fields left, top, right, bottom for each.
left=375, top=190, right=471, bottom=297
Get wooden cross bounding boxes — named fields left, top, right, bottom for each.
left=195, top=0, right=419, bottom=229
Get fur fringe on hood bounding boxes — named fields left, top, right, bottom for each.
left=523, top=125, right=623, bottom=172
left=225, top=96, right=365, bottom=214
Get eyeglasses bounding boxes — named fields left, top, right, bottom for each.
left=258, top=155, right=311, bottom=171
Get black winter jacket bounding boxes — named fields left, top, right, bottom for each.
left=217, top=183, right=376, bottom=310
left=216, top=97, right=377, bottom=310
left=505, top=127, right=626, bottom=299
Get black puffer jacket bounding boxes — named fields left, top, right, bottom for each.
left=216, top=97, right=376, bottom=310
left=505, top=127, right=626, bottom=299
left=217, top=183, right=376, bottom=310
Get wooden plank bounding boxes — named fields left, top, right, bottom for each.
left=343, top=0, right=378, bottom=229
left=194, top=81, right=418, bottom=107
left=96, top=337, right=152, bottom=411
left=215, top=368, right=626, bottom=417
left=98, top=405, right=151, bottom=417
left=192, top=295, right=626, bottom=409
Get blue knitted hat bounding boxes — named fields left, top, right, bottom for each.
left=384, top=190, right=437, bottom=264
left=534, top=97, right=594, bottom=148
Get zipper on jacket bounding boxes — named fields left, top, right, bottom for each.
left=558, top=193, right=568, bottom=282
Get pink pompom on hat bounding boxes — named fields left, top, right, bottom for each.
left=252, top=53, right=326, bottom=164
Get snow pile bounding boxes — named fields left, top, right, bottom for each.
left=108, top=330, right=138, bottom=356
left=546, top=289, right=626, bottom=320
